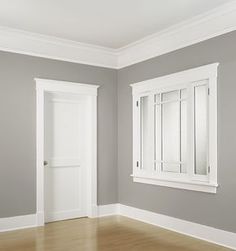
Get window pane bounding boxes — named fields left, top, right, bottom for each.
left=162, top=100, right=180, bottom=173
left=181, top=100, right=187, bottom=173
left=140, top=96, right=149, bottom=169
left=162, top=90, right=179, bottom=102
left=194, top=85, right=208, bottom=175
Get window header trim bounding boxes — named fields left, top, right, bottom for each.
left=130, top=63, right=219, bottom=95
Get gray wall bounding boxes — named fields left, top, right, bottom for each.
left=1, top=30, right=236, bottom=234
left=117, top=31, right=236, bottom=233
left=0, top=51, right=118, bottom=217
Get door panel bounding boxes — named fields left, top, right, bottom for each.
left=44, top=93, right=87, bottom=222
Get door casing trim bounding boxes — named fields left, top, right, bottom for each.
left=35, top=78, right=99, bottom=226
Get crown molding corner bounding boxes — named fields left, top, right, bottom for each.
left=116, top=1, right=236, bottom=68
left=0, top=1, right=236, bottom=69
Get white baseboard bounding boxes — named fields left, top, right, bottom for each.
left=36, top=211, right=44, bottom=226
left=96, top=204, right=236, bottom=249
left=0, top=205, right=113, bottom=232
left=0, top=214, right=37, bottom=232
left=87, top=205, right=99, bottom=218
left=118, top=204, right=236, bottom=250
left=1, top=204, right=235, bottom=250
left=97, top=204, right=120, bottom=217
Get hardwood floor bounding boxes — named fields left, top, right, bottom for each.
left=0, top=216, right=232, bottom=251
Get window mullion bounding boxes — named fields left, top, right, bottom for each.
left=160, top=93, right=163, bottom=173
left=149, top=94, right=155, bottom=173
left=187, top=86, right=195, bottom=179
left=137, top=96, right=141, bottom=172
left=179, top=90, right=182, bottom=174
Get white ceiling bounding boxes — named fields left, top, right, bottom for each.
left=0, top=0, right=233, bottom=49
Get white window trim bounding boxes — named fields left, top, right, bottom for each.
left=131, top=63, right=219, bottom=193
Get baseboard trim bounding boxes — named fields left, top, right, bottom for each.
left=118, top=204, right=236, bottom=250
left=97, top=204, right=120, bottom=217
left=96, top=204, right=236, bottom=249
left=36, top=211, right=44, bottom=226
left=1, top=204, right=235, bottom=250
left=0, top=214, right=37, bottom=232
left=87, top=204, right=99, bottom=218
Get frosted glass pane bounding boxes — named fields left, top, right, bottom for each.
left=194, top=85, right=208, bottom=175
left=181, top=100, right=187, bottom=173
left=162, top=100, right=180, bottom=173
left=162, top=90, right=178, bottom=102
left=140, top=96, right=149, bottom=169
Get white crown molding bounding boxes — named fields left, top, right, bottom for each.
left=117, top=1, right=236, bottom=68
left=0, top=26, right=118, bottom=69
left=0, top=2, right=236, bottom=69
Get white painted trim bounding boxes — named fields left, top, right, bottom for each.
left=1, top=204, right=236, bottom=250
left=132, top=176, right=218, bottom=193
left=0, top=205, right=116, bottom=232
left=0, top=26, right=118, bottom=69
left=130, top=63, right=218, bottom=94
left=96, top=204, right=236, bottom=249
left=36, top=211, right=44, bottom=227
left=97, top=204, right=120, bottom=217
left=36, top=78, right=99, bottom=226
left=86, top=95, right=99, bottom=218
left=35, top=78, right=99, bottom=96
left=117, top=1, right=236, bottom=68
left=119, top=204, right=236, bottom=250
left=45, top=209, right=86, bottom=223
left=0, top=214, right=37, bottom=232
left=0, top=2, right=236, bottom=69
left=131, top=63, right=218, bottom=193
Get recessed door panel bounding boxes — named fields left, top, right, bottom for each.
left=44, top=93, right=87, bottom=222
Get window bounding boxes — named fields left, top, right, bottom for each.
left=131, top=63, right=218, bottom=193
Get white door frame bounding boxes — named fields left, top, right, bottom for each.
left=35, top=78, right=99, bottom=226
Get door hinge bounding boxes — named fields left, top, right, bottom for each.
left=136, top=100, right=139, bottom=107
left=136, top=161, right=139, bottom=167
left=208, top=88, right=210, bottom=95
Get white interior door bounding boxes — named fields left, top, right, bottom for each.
left=44, top=92, right=87, bottom=223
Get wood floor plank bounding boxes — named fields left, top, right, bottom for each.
left=0, top=216, right=232, bottom=251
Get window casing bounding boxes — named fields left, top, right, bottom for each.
left=131, top=63, right=218, bottom=193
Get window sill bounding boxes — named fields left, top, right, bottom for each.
left=131, top=174, right=218, bottom=193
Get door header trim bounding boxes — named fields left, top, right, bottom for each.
left=36, top=78, right=98, bottom=226
left=35, top=78, right=99, bottom=96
